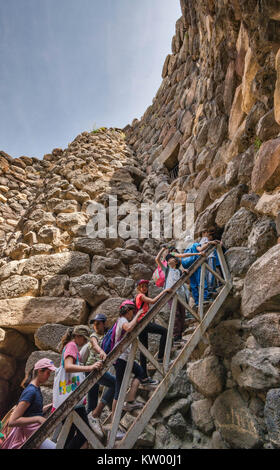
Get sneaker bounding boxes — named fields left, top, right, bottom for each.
left=87, top=414, right=104, bottom=439
left=123, top=400, right=144, bottom=411
left=107, top=428, right=126, bottom=441
left=140, top=377, right=159, bottom=386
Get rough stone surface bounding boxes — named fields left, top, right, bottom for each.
left=231, top=347, right=280, bottom=391
left=211, top=389, right=264, bottom=449
left=34, top=323, right=69, bottom=353
left=264, top=388, right=280, bottom=448
left=248, top=314, right=280, bottom=348
left=0, top=328, right=29, bottom=357
left=191, top=399, right=214, bottom=435
left=241, top=245, right=280, bottom=318
left=187, top=356, right=225, bottom=398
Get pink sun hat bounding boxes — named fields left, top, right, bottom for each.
left=120, top=300, right=136, bottom=309
left=34, top=358, right=56, bottom=372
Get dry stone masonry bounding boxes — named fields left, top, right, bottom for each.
left=1, top=0, right=280, bottom=449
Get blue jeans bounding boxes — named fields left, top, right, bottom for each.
left=86, top=371, right=116, bottom=413
left=190, top=266, right=209, bottom=306
left=114, top=358, right=145, bottom=400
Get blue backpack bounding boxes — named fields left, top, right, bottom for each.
left=181, top=243, right=200, bottom=269
left=101, top=321, right=125, bottom=354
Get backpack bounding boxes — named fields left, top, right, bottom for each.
left=152, top=260, right=167, bottom=287
left=101, top=321, right=125, bottom=354
left=181, top=243, right=200, bottom=270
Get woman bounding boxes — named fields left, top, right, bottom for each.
left=1, top=358, right=57, bottom=449
left=136, top=279, right=170, bottom=376
left=56, top=325, right=103, bottom=449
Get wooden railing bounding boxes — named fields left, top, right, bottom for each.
left=22, top=244, right=232, bottom=449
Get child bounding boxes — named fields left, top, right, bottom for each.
left=113, top=300, right=150, bottom=413
left=56, top=326, right=103, bottom=449
left=167, top=245, right=207, bottom=310
left=85, top=314, right=116, bottom=439
left=136, top=279, right=170, bottom=375
left=1, top=358, right=57, bottom=449
left=156, top=248, right=200, bottom=343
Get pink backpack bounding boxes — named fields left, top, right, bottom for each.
left=152, top=261, right=167, bottom=287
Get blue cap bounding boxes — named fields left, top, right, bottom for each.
left=90, top=314, right=107, bottom=323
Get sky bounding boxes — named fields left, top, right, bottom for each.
left=0, top=0, right=181, bottom=159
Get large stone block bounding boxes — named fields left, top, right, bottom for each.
left=221, top=208, right=258, bottom=249
left=90, top=297, right=125, bottom=325
left=228, top=85, right=246, bottom=140
left=41, top=275, right=69, bottom=297
left=0, top=275, right=39, bottom=299
left=208, top=320, right=248, bottom=358
left=0, top=297, right=87, bottom=333
left=91, top=255, right=128, bottom=278
left=211, top=389, right=264, bottom=449
left=69, top=273, right=109, bottom=308
left=247, top=217, right=277, bottom=257
left=241, top=245, right=280, bottom=318
left=73, top=237, right=105, bottom=256
left=34, top=324, right=69, bottom=352
left=242, top=48, right=259, bottom=114
left=231, top=347, right=280, bottom=391
left=191, top=399, right=214, bottom=435
left=255, top=191, right=280, bottom=217
left=187, top=356, right=225, bottom=398
left=264, top=388, right=280, bottom=448
left=251, top=137, right=280, bottom=193
left=248, top=313, right=280, bottom=348
left=0, top=353, right=17, bottom=380
left=225, top=247, right=257, bottom=276
left=21, top=252, right=90, bottom=279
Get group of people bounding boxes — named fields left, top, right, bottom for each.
left=1, top=226, right=223, bottom=449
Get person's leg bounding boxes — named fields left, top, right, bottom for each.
left=145, top=322, right=167, bottom=361
left=190, top=272, right=199, bottom=305
left=92, top=372, right=116, bottom=418
left=86, top=370, right=99, bottom=415
left=39, top=439, right=56, bottom=449
left=64, top=407, right=88, bottom=449
left=138, top=327, right=149, bottom=378
left=125, top=361, right=144, bottom=402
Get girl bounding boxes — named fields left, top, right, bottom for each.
left=85, top=314, right=116, bottom=440
left=113, top=300, right=147, bottom=413
left=56, top=325, right=103, bottom=449
left=1, top=358, right=56, bottom=449
left=136, top=279, right=170, bottom=376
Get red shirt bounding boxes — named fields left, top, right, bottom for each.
left=136, top=293, right=149, bottom=322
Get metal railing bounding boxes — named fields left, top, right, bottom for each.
left=22, top=244, right=232, bottom=449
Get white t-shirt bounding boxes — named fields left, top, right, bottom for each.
left=115, top=316, right=131, bottom=362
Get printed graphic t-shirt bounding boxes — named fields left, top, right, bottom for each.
left=19, top=384, right=43, bottom=417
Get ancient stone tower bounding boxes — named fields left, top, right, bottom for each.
left=1, top=0, right=280, bottom=449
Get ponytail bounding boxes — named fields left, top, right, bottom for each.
left=20, top=367, right=38, bottom=389
left=59, top=327, right=74, bottom=353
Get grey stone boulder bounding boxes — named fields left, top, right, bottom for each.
left=129, top=263, right=153, bottom=281
left=90, top=297, right=125, bottom=325
left=222, top=208, right=258, bottom=249
left=69, top=274, right=109, bottom=308
left=187, top=356, right=225, bottom=398
left=191, top=399, right=214, bottom=435
left=34, top=324, right=69, bottom=353
left=167, top=412, right=188, bottom=438
left=264, top=388, right=280, bottom=448
left=225, top=247, right=257, bottom=277
left=0, top=275, right=39, bottom=299
left=21, top=252, right=90, bottom=279
left=247, top=217, right=277, bottom=257
left=165, top=369, right=192, bottom=399
left=107, top=277, right=135, bottom=297
left=248, top=313, right=280, bottom=348
left=208, top=320, right=248, bottom=358
left=211, top=389, right=264, bottom=448
left=231, top=347, right=280, bottom=390
left=154, top=423, right=182, bottom=449
left=91, top=255, right=128, bottom=278
left=73, top=237, right=105, bottom=256
left=241, top=245, right=280, bottom=318
left=41, top=275, right=69, bottom=297
left=158, top=398, right=191, bottom=419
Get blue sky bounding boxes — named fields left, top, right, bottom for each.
left=0, top=0, right=181, bottom=159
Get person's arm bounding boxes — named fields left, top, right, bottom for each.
left=90, top=336, right=107, bottom=361
left=43, top=403, right=52, bottom=414
left=173, top=251, right=205, bottom=258
left=155, top=247, right=167, bottom=271
left=64, top=355, right=103, bottom=373
left=139, top=288, right=172, bottom=306
left=9, top=401, right=46, bottom=428
left=122, top=309, right=145, bottom=333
